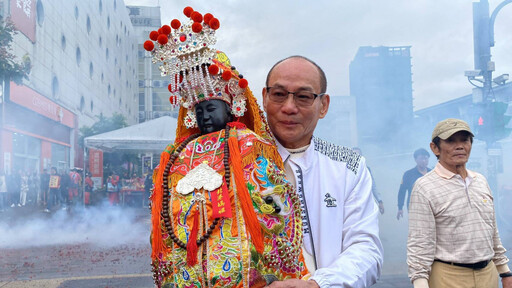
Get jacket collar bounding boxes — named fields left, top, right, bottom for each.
left=275, top=138, right=316, bottom=171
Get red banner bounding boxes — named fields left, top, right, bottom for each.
left=210, top=181, right=232, bottom=218
left=10, top=0, right=36, bottom=42
left=89, top=149, right=103, bottom=178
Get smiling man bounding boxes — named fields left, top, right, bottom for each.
left=407, top=118, right=512, bottom=288
left=262, top=56, right=383, bottom=288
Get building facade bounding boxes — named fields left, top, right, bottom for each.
left=127, top=5, right=178, bottom=123
left=349, top=46, right=414, bottom=154
left=0, top=0, right=138, bottom=175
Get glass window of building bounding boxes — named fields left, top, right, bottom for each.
left=12, top=133, right=41, bottom=173
left=76, top=47, right=81, bottom=66
left=80, top=96, right=85, bottom=112
left=52, top=76, right=59, bottom=99
left=61, top=35, right=66, bottom=51
left=51, top=144, right=69, bottom=173
left=36, top=0, right=44, bottom=26
left=86, top=15, right=91, bottom=34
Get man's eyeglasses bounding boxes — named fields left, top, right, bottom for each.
left=266, top=87, right=325, bottom=107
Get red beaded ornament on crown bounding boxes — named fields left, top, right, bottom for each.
left=142, top=6, right=250, bottom=128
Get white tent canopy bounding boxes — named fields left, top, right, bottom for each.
left=84, top=116, right=177, bottom=152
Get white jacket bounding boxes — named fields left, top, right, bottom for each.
left=277, top=137, right=383, bottom=287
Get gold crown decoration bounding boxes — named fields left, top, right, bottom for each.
left=144, top=7, right=249, bottom=129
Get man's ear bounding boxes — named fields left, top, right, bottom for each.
left=262, top=86, right=268, bottom=112
left=430, top=142, right=440, bottom=158
left=319, top=94, right=330, bottom=119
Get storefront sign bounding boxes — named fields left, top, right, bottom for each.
left=10, top=0, right=36, bottom=42
left=9, top=82, right=75, bottom=128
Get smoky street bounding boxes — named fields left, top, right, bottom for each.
left=1, top=198, right=510, bottom=287
left=0, top=203, right=414, bottom=288
left=0, top=205, right=153, bottom=288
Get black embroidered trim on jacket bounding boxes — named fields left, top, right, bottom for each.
left=313, top=137, right=361, bottom=174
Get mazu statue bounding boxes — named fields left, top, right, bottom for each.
left=144, top=6, right=309, bottom=288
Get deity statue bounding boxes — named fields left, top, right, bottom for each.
left=145, top=6, right=309, bottom=288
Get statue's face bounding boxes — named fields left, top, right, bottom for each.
left=195, top=99, right=233, bottom=135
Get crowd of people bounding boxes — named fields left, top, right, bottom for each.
left=0, top=167, right=153, bottom=212
left=105, top=170, right=152, bottom=206
left=0, top=168, right=83, bottom=212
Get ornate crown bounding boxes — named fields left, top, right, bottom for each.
left=144, top=7, right=249, bottom=129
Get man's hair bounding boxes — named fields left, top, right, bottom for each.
left=413, top=148, right=429, bottom=159
left=265, top=55, right=327, bottom=93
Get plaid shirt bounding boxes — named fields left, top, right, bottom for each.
left=407, top=162, right=510, bottom=284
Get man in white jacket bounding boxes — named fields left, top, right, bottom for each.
left=262, top=55, right=383, bottom=288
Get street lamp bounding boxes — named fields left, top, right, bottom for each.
left=492, top=73, right=509, bottom=85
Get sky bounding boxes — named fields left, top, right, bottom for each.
left=124, top=0, right=512, bottom=111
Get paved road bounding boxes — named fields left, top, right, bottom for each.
left=0, top=204, right=413, bottom=288
left=3, top=199, right=510, bottom=288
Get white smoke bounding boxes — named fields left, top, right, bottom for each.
left=0, top=202, right=150, bottom=248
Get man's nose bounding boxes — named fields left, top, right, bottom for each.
left=454, top=141, right=465, bottom=149
left=281, top=94, right=299, bottom=112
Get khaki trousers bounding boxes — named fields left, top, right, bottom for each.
left=429, top=260, right=499, bottom=288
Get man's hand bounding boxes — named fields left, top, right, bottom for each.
left=266, top=279, right=319, bottom=288
left=378, top=201, right=385, bottom=214
left=397, top=209, right=403, bottom=220
left=503, top=276, right=512, bottom=288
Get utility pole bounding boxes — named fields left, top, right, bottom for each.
left=468, top=0, right=512, bottom=203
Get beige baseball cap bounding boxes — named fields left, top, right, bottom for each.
left=431, top=118, right=474, bottom=141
